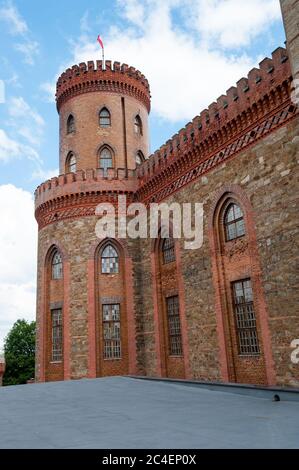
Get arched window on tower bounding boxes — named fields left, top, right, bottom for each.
left=162, top=237, right=176, bottom=264
left=52, top=251, right=63, bottom=280
left=66, top=152, right=76, bottom=173
left=134, top=115, right=143, bottom=135
left=67, top=114, right=75, bottom=134
left=135, top=150, right=145, bottom=166
left=101, top=244, right=119, bottom=274
left=99, top=146, right=113, bottom=175
left=99, top=108, right=111, bottom=128
left=224, top=203, right=245, bottom=241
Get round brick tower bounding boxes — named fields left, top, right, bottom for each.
left=35, top=60, right=151, bottom=382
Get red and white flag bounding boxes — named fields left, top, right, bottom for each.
left=97, top=35, right=104, bottom=50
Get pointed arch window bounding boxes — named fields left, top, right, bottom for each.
left=52, top=251, right=63, bottom=280
left=134, top=115, right=143, bottom=135
left=67, top=114, right=75, bottom=134
left=101, top=244, right=119, bottom=274
left=136, top=150, right=145, bottom=166
left=66, top=152, right=76, bottom=173
left=162, top=238, right=175, bottom=264
left=224, top=203, right=245, bottom=241
left=99, top=107, right=111, bottom=128
left=99, top=146, right=113, bottom=175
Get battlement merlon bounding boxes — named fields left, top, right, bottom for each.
left=34, top=168, right=139, bottom=209
left=56, top=60, right=151, bottom=113
left=137, top=47, right=293, bottom=180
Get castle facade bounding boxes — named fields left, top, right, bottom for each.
left=35, top=0, right=299, bottom=387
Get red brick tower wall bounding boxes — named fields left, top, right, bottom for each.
left=35, top=61, right=151, bottom=382
left=57, top=61, right=150, bottom=174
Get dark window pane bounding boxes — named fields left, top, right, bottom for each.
left=99, top=108, right=111, bottom=127
left=52, top=251, right=63, bottom=279
left=224, top=203, right=245, bottom=241
left=52, top=309, right=63, bottom=362
left=102, top=304, right=121, bottom=359
left=232, top=279, right=260, bottom=356
left=166, top=296, right=183, bottom=356
left=162, top=238, right=175, bottom=264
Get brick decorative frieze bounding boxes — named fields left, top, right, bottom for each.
left=137, top=100, right=298, bottom=204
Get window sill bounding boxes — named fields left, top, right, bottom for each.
left=103, top=358, right=122, bottom=361
left=238, top=354, right=260, bottom=358
left=50, top=361, right=63, bottom=364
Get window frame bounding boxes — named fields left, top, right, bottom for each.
left=162, top=238, right=176, bottom=264
left=166, top=295, right=183, bottom=357
left=136, top=150, right=145, bottom=166
left=224, top=202, right=245, bottom=242
left=232, top=278, right=260, bottom=357
left=102, top=303, right=121, bottom=360
left=101, top=244, right=119, bottom=274
left=134, top=115, right=143, bottom=136
left=66, top=114, right=75, bottom=134
left=99, top=146, right=114, bottom=175
left=66, top=152, right=76, bottom=173
left=51, top=308, right=63, bottom=363
left=99, top=107, right=111, bottom=128
left=52, top=251, right=63, bottom=280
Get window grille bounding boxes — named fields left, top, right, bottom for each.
left=166, top=296, right=183, bottom=356
left=102, top=304, right=121, bottom=359
left=232, top=279, right=260, bottom=356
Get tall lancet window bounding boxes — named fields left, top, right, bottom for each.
left=99, top=147, right=113, bottom=176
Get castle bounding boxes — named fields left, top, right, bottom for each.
left=34, top=0, right=299, bottom=387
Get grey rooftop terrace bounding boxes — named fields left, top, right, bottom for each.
left=0, top=377, right=298, bottom=449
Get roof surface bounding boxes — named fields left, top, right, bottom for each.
left=0, top=377, right=298, bottom=449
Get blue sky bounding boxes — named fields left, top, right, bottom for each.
left=0, top=0, right=286, bottom=348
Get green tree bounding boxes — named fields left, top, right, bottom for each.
left=3, top=319, right=36, bottom=386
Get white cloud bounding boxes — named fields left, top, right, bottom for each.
left=8, top=96, right=45, bottom=147
left=40, top=81, right=56, bottom=103
left=0, top=0, right=39, bottom=65
left=66, top=0, right=282, bottom=122
left=15, top=40, right=39, bottom=65
left=9, top=97, right=45, bottom=127
left=0, top=0, right=28, bottom=35
left=191, top=0, right=282, bottom=48
left=0, top=184, right=37, bottom=348
left=31, top=167, right=59, bottom=182
left=0, top=128, right=40, bottom=163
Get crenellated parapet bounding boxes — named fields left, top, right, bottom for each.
left=35, top=169, right=138, bottom=229
left=56, top=60, right=151, bottom=112
left=136, top=47, right=297, bottom=202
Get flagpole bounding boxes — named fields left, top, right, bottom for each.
left=102, top=46, right=105, bottom=69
